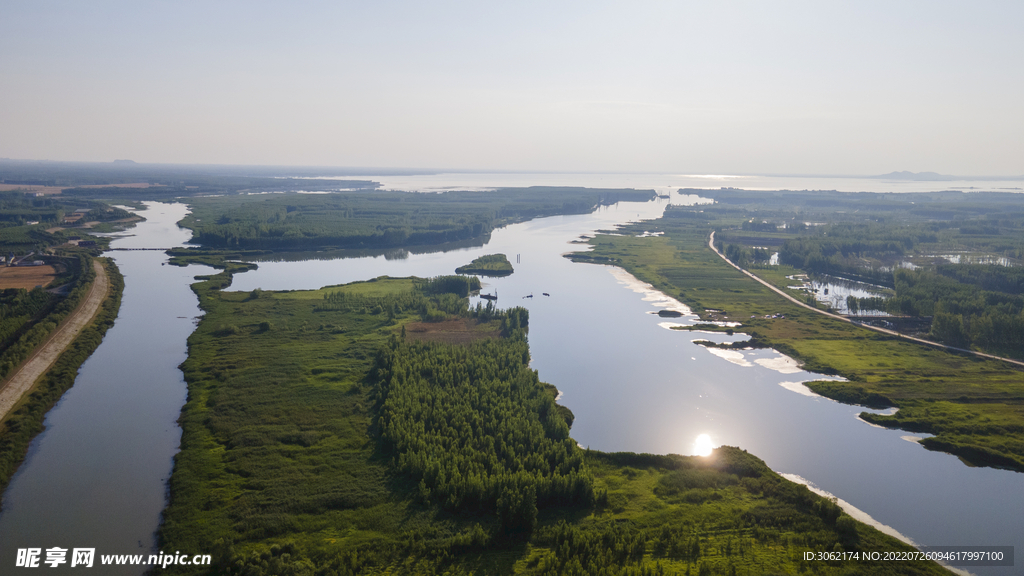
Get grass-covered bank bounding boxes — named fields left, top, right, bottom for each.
left=0, top=257, right=124, bottom=504
left=158, top=266, right=946, bottom=575
left=571, top=215, right=1024, bottom=472
left=0, top=253, right=93, bottom=382
left=179, top=188, right=656, bottom=252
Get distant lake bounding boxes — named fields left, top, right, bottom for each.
left=303, top=171, right=1024, bottom=194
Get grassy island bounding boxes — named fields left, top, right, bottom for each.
left=177, top=188, right=655, bottom=252
left=455, top=253, right=514, bottom=277
left=158, top=264, right=946, bottom=575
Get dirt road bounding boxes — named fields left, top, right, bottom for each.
left=708, top=231, right=1024, bottom=369
left=0, top=260, right=110, bottom=420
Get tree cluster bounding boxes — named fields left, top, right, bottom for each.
left=183, top=188, right=656, bottom=251
left=372, top=334, right=594, bottom=535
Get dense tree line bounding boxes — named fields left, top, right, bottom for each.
left=0, top=191, right=131, bottom=227
left=315, top=276, right=485, bottom=323
left=0, top=258, right=123, bottom=500
left=936, top=263, right=1024, bottom=295
left=724, top=214, right=1024, bottom=355
left=723, top=244, right=771, bottom=267
left=316, top=276, right=525, bottom=328
left=0, top=191, right=132, bottom=252
left=776, top=223, right=940, bottom=286
left=898, top=269, right=1024, bottom=352
left=848, top=268, right=1024, bottom=353
left=372, top=332, right=594, bottom=535
left=418, top=275, right=482, bottom=297
left=0, top=287, right=57, bottom=350
left=0, top=254, right=92, bottom=380
left=0, top=158, right=378, bottom=195
left=532, top=521, right=648, bottom=575
left=182, top=188, right=655, bottom=251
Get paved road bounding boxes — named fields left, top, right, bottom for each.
left=0, top=260, right=110, bottom=420
left=708, top=231, right=1024, bottom=369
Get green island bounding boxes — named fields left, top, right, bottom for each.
left=456, top=253, right=515, bottom=277
left=157, top=262, right=946, bottom=575
left=174, top=188, right=654, bottom=251
left=570, top=189, right=1024, bottom=472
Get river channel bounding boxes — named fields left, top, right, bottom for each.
left=0, top=203, right=213, bottom=575
left=2, top=195, right=1022, bottom=575
left=232, top=194, right=1024, bottom=575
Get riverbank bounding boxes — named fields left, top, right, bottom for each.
left=709, top=231, right=1024, bottom=370
left=571, top=219, right=1024, bottom=473
left=157, top=264, right=948, bottom=575
left=0, top=259, right=110, bottom=421
left=0, top=258, right=124, bottom=501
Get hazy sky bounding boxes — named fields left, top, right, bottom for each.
left=2, top=1, right=1022, bottom=175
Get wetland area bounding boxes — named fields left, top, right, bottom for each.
left=1, top=174, right=1022, bottom=575
left=5, top=4, right=1023, bottom=574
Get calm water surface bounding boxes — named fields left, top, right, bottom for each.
left=234, top=195, right=1024, bottom=575
left=2, top=194, right=1021, bottom=575
left=320, top=171, right=1024, bottom=194
left=790, top=274, right=892, bottom=316
left=0, top=203, right=213, bottom=575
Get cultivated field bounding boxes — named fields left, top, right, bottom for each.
left=0, top=184, right=66, bottom=195
left=0, top=265, right=57, bottom=289
left=404, top=317, right=500, bottom=343
left=0, top=182, right=160, bottom=196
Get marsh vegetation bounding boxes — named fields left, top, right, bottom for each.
left=455, top=253, right=514, bottom=276
left=178, top=188, right=655, bottom=251
left=158, top=262, right=945, bottom=575
left=576, top=189, right=1024, bottom=472
left=0, top=258, right=123, bottom=502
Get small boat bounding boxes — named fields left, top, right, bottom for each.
left=523, top=294, right=533, bottom=299
left=480, top=293, right=498, bottom=301
left=542, top=292, right=550, bottom=296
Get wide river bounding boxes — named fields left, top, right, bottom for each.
left=2, top=188, right=1022, bottom=575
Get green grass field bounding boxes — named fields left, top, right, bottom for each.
left=157, top=263, right=948, bottom=575
left=572, top=219, right=1024, bottom=472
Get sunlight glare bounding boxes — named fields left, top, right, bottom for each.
left=694, top=434, right=713, bottom=457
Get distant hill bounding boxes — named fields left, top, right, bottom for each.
left=870, top=171, right=954, bottom=181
